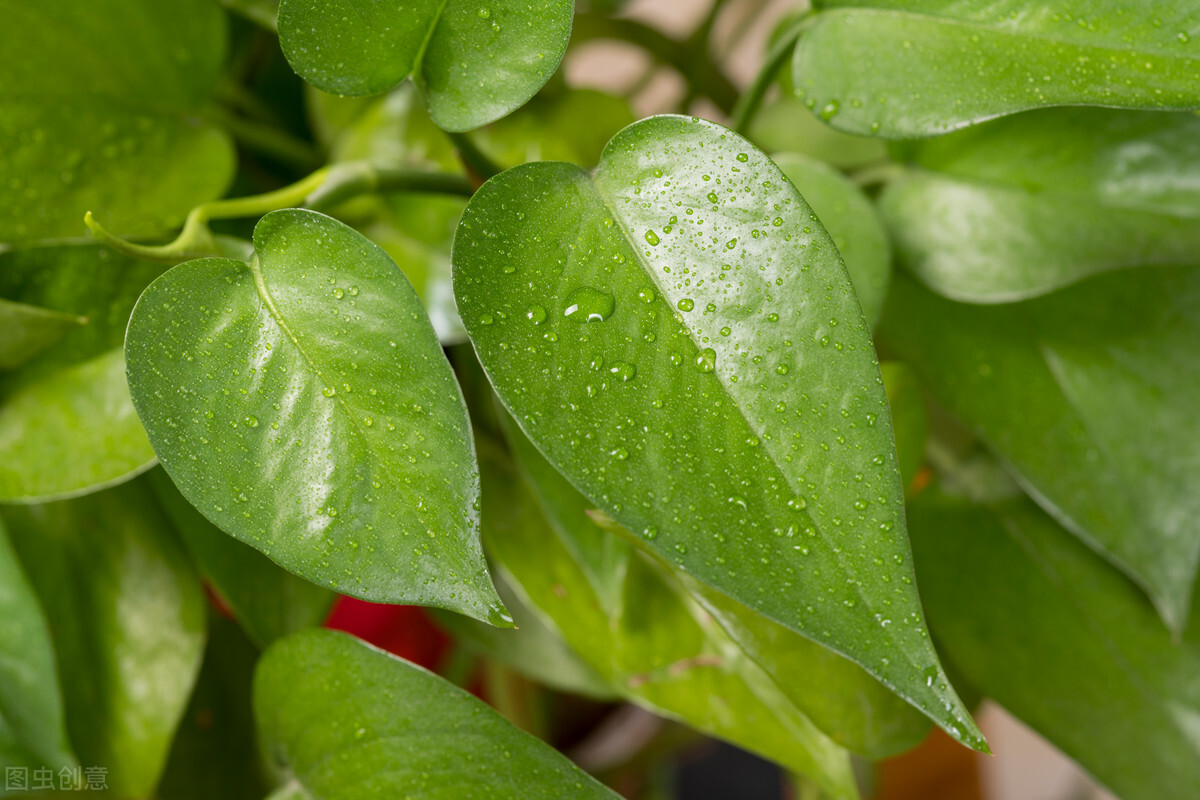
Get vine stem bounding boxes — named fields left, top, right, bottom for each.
left=730, top=11, right=813, bottom=134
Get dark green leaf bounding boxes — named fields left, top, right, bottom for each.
left=0, top=0, right=234, bottom=244
left=794, top=3, right=1200, bottom=138
left=278, top=0, right=573, bottom=131
left=454, top=115, right=983, bottom=748
left=880, top=269, right=1200, bottom=632
left=909, top=488, right=1200, bottom=800
left=0, top=517, right=74, bottom=772
left=880, top=109, right=1200, bottom=301
left=254, top=628, right=621, bottom=799
left=772, top=153, right=891, bottom=325
left=0, top=480, right=207, bottom=798
left=0, top=299, right=83, bottom=371
left=148, top=469, right=335, bottom=648
left=125, top=209, right=506, bottom=623
left=0, top=246, right=161, bottom=503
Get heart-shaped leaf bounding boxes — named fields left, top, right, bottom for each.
left=0, top=299, right=84, bottom=371
left=278, top=0, right=573, bottom=131
left=453, top=115, right=984, bottom=749
left=880, top=268, right=1200, bottom=632
left=0, top=516, right=74, bottom=772
left=880, top=109, right=1200, bottom=302
left=0, top=480, right=207, bottom=798
left=909, top=487, right=1200, bottom=800
left=794, top=3, right=1200, bottom=138
left=125, top=209, right=506, bottom=624
left=254, top=628, right=621, bottom=799
left=0, top=0, right=234, bottom=244
left=0, top=245, right=162, bottom=502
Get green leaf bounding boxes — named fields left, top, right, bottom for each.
left=0, top=480, right=207, bottom=798
left=772, top=152, right=891, bottom=326
left=0, top=517, right=74, bottom=772
left=125, top=209, right=506, bottom=624
left=0, top=0, right=234, bottom=244
left=510, top=417, right=932, bottom=768
left=880, top=269, right=1200, bottom=632
left=0, top=246, right=161, bottom=503
left=148, top=469, right=335, bottom=648
left=909, top=488, right=1200, bottom=800
left=278, top=0, right=573, bottom=131
left=254, top=628, right=621, bottom=799
left=794, top=3, right=1200, bottom=138
left=880, top=109, right=1200, bottom=302
left=454, top=115, right=984, bottom=749
left=747, top=97, right=887, bottom=170
left=0, top=299, right=83, bottom=371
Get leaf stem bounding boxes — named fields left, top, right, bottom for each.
left=306, top=163, right=475, bottom=211
left=446, top=131, right=504, bottom=183
left=206, top=106, right=324, bottom=171
left=730, top=12, right=812, bottom=134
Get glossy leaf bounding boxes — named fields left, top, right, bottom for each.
left=149, top=469, right=335, bottom=648
left=278, top=0, right=573, bottom=131
left=0, top=0, right=234, bottom=244
left=0, top=246, right=161, bottom=503
left=254, top=628, right=620, bottom=799
left=880, top=269, right=1200, bottom=632
left=0, top=517, right=74, bottom=772
left=772, top=153, right=891, bottom=326
left=454, top=115, right=983, bottom=748
left=794, top=3, right=1200, bottom=138
left=909, top=489, right=1200, bottom=800
left=881, top=109, right=1200, bottom=302
left=500, top=418, right=931, bottom=762
left=0, top=481, right=207, bottom=798
left=125, top=209, right=505, bottom=623
left=0, top=299, right=83, bottom=371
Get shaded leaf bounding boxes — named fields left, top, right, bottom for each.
left=0, top=299, right=83, bottom=371
left=254, top=628, right=620, bottom=799
left=454, top=115, right=983, bottom=748
left=794, top=2, right=1200, bottom=138
left=880, top=269, right=1200, bottom=632
left=125, top=209, right=505, bottom=623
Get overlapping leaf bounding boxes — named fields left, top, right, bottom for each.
left=0, top=299, right=83, bottom=370
left=794, top=1, right=1200, bottom=138
left=881, top=269, right=1200, bottom=632
left=0, top=0, right=234, bottom=244
left=279, top=0, right=573, bottom=131
left=880, top=109, right=1200, bottom=301
left=254, top=629, right=620, bottom=799
left=125, top=209, right=505, bottom=623
left=454, top=115, right=984, bottom=749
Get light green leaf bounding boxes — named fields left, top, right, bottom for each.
left=0, top=517, right=74, bottom=772
left=909, top=488, right=1200, bottom=800
left=254, top=628, right=621, bottom=799
left=881, top=109, right=1200, bottom=302
left=772, top=152, right=891, bottom=326
left=0, top=0, right=234, bottom=244
left=0, top=299, right=83, bottom=371
left=454, top=115, right=983, bottom=749
left=278, top=0, right=573, bottom=131
left=794, top=3, right=1200, bottom=138
left=0, top=246, right=161, bottom=503
left=148, top=469, right=335, bottom=648
left=125, top=209, right=505, bottom=623
left=0, top=480, right=207, bottom=798
left=880, top=268, right=1200, bottom=632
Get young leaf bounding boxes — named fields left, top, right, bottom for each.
left=278, top=0, right=573, bottom=131
left=148, top=469, right=335, bottom=648
left=454, top=115, right=984, bottom=749
left=125, top=209, right=506, bottom=624
left=794, top=3, right=1200, bottom=138
left=880, top=109, right=1200, bottom=301
left=0, top=0, right=234, bottom=244
left=881, top=269, right=1200, bottom=632
left=0, top=246, right=161, bottom=502
left=0, top=517, right=74, bottom=772
left=254, top=628, right=621, bottom=799
left=0, top=298, right=84, bottom=370
left=0, top=480, right=207, bottom=798
left=909, top=489, right=1200, bottom=800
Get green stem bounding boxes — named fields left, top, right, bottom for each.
left=447, top=131, right=504, bottom=182
left=217, top=0, right=278, bottom=32
left=207, top=107, right=323, bottom=170
left=730, top=12, right=812, bottom=134
left=482, top=660, right=544, bottom=738
left=850, top=161, right=909, bottom=189
left=306, top=163, right=474, bottom=211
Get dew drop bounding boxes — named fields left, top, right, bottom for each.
left=677, top=298, right=695, bottom=312
left=609, top=361, right=637, bottom=382
left=526, top=305, right=547, bottom=324
left=695, top=348, right=717, bottom=373
left=563, top=287, right=615, bottom=323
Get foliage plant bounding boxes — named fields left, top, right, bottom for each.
left=1, top=1, right=1198, bottom=798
